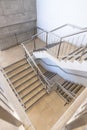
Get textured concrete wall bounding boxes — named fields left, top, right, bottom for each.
left=0, top=0, right=36, bottom=50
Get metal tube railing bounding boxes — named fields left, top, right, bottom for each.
left=50, top=23, right=87, bottom=32
left=35, top=58, right=87, bottom=79
left=21, top=43, right=52, bottom=90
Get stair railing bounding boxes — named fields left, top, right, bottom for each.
left=56, top=82, right=75, bottom=99
left=50, top=23, right=87, bottom=32
left=37, top=26, right=87, bottom=62
left=36, top=58, right=87, bottom=79
left=46, top=30, right=87, bottom=61
left=0, top=66, right=26, bottom=109
left=21, top=43, right=54, bottom=92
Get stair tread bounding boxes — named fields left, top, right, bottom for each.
left=65, top=83, right=74, bottom=90
left=10, top=67, right=33, bottom=82
left=13, top=72, right=36, bottom=87
left=16, top=76, right=38, bottom=92
left=4, top=58, right=27, bottom=73
left=23, top=85, right=44, bottom=103
left=25, top=89, right=46, bottom=110
left=73, top=85, right=83, bottom=93
left=7, top=63, right=30, bottom=78
left=19, top=80, right=42, bottom=98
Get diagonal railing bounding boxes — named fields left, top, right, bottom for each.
left=37, top=26, right=87, bottom=62
left=21, top=42, right=76, bottom=101
left=21, top=43, right=55, bottom=92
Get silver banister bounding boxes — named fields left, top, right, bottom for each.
left=50, top=23, right=87, bottom=32
left=21, top=43, right=52, bottom=91
left=56, top=82, right=75, bottom=99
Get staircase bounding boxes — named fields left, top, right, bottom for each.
left=57, top=80, right=85, bottom=104
left=37, top=64, right=85, bottom=105
left=3, top=58, right=47, bottom=111
left=47, top=42, right=87, bottom=62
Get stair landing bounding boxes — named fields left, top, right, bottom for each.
left=27, top=91, right=70, bottom=130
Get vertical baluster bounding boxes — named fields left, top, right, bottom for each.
left=46, top=32, right=48, bottom=46
left=67, top=38, right=72, bottom=56
left=65, top=38, right=70, bottom=58
left=68, top=36, right=75, bottom=61
left=79, top=35, right=87, bottom=62
left=72, top=36, right=78, bottom=61
left=61, top=40, right=66, bottom=58
left=34, top=36, right=36, bottom=50
left=57, top=38, right=62, bottom=59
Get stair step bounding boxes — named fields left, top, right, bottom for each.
left=69, top=84, right=77, bottom=92
left=75, top=48, right=84, bottom=55
left=69, top=47, right=82, bottom=56
left=7, top=63, right=30, bottom=78
left=23, top=85, right=44, bottom=104
left=62, top=47, right=82, bottom=60
left=19, top=81, right=42, bottom=98
left=57, top=89, right=71, bottom=103
left=61, top=81, right=68, bottom=86
left=63, top=81, right=70, bottom=88
left=25, top=89, right=46, bottom=111
left=16, top=77, right=38, bottom=93
left=73, top=85, right=82, bottom=94
left=21, top=84, right=44, bottom=101
left=44, top=71, right=56, bottom=79
left=65, top=83, right=74, bottom=90
left=10, top=67, right=32, bottom=83
left=13, top=72, right=36, bottom=87
left=4, top=58, right=27, bottom=73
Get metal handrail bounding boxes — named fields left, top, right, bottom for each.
left=50, top=23, right=87, bottom=32
left=61, top=29, right=87, bottom=39
left=48, top=29, right=87, bottom=59
left=21, top=43, right=52, bottom=90
left=56, top=82, right=75, bottom=99
left=37, top=26, right=48, bottom=33
left=0, top=66, right=26, bottom=109
left=35, top=58, right=87, bottom=79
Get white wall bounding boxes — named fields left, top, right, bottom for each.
left=33, top=51, right=87, bottom=87
left=37, top=0, right=87, bottom=31
left=0, top=71, right=34, bottom=130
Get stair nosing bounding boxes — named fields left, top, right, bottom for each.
left=12, top=70, right=34, bottom=84
left=25, top=93, right=47, bottom=111
left=21, top=83, right=42, bottom=99
left=5, top=62, right=28, bottom=74
left=9, top=66, right=31, bottom=79
left=24, top=88, right=45, bottom=105
left=18, top=79, right=39, bottom=94
left=4, top=58, right=26, bottom=70
left=15, top=74, right=37, bottom=89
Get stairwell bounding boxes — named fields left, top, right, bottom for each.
left=47, top=42, right=87, bottom=62
left=3, top=58, right=47, bottom=111
left=37, top=64, right=85, bottom=105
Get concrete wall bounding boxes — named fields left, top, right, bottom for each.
left=0, top=0, right=36, bottom=50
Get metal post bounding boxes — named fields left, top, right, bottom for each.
left=57, top=38, right=62, bottom=58
left=46, top=32, right=48, bottom=46
left=34, top=36, right=36, bottom=50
